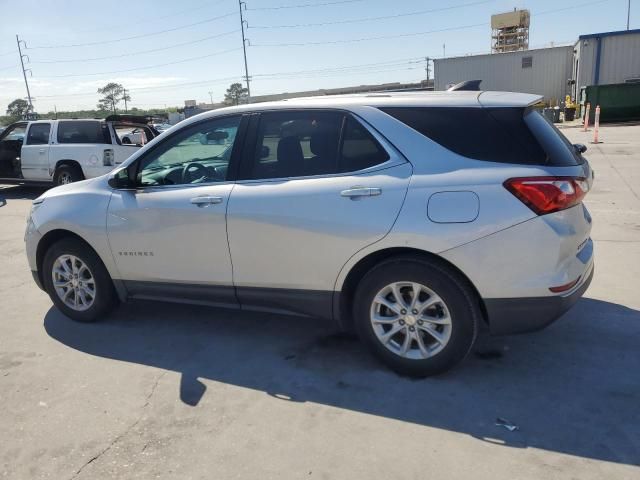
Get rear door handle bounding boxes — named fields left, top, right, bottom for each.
left=39, top=149, right=45, bottom=154
left=340, top=187, right=382, bottom=198
left=190, top=195, right=223, bottom=207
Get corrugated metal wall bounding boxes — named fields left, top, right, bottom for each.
left=599, top=33, right=640, bottom=83
left=434, top=46, right=573, bottom=103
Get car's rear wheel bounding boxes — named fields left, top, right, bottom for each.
left=353, top=255, right=479, bottom=377
left=53, top=165, right=83, bottom=186
left=43, top=238, right=117, bottom=322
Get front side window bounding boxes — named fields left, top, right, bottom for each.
left=137, top=116, right=241, bottom=187
left=26, top=123, right=51, bottom=145
left=57, top=121, right=110, bottom=144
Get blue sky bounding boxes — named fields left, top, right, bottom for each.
left=0, top=0, right=636, bottom=112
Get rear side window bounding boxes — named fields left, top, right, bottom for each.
left=57, top=121, right=111, bottom=144
left=26, top=123, right=51, bottom=145
left=245, top=111, right=390, bottom=180
left=338, top=117, right=389, bottom=172
left=380, top=107, right=579, bottom=166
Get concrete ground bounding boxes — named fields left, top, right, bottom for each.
left=1, top=124, right=639, bottom=479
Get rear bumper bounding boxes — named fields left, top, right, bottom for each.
left=484, top=262, right=594, bottom=335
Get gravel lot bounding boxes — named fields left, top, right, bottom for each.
left=1, top=124, right=639, bottom=479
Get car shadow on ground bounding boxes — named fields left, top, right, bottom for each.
left=0, top=185, right=48, bottom=204
left=44, top=297, right=639, bottom=466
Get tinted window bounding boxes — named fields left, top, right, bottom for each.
left=381, top=107, right=579, bottom=166
left=249, top=111, right=343, bottom=179
left=137, top=116, right=241, bottom=186
left=57, top=121, right=111, bottom=144
left=26, top=123, right=51, bottom=145
left=523, top=109, right=582, bottom=166
left=339, top=117, right=389, bottom=172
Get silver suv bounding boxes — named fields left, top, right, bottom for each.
left=25, top=92, right=594, bottom=376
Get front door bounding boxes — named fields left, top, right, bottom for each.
left=107, top=114, right=246, bottom=306
left=226, top=111, right=412, bottom=318
left=20, top=122, right=52, bottom=180
left=0, top=123, right=27, bottom=178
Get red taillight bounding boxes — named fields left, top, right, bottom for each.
left=549, top=276, right=581, bottom=293
left=504, top=176, right=588, bottom=215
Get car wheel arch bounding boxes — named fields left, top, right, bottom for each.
left=36, top=229, right=113, bottom=294
left=54, top=160, right=85, bottom=177
left=335, top=247, right=488, bottom=331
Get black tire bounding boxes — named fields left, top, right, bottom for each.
left=122, top=137, right=132, bottom=144
left=53, top=164, right=83, bottom=186
left=42, top=237, right=117, bottom=322
left=353, top=255, right=480, bottom=377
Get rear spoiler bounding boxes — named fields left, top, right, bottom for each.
left=447, top=80, right=482, bottom=91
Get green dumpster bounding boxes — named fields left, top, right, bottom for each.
left=584, top=83, right=640, bottom=123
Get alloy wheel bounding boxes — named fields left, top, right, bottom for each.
left=370, top=281, right=452, bottom=360
left=51, top=254, right=96, bottom=311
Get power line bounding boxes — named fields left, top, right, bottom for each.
left=30, top=31, right=240, bottom=64
left=251, top=0, right=614, bottom=47
left=36, top=45, right=242, bottom=78
left=0, top=64, right=20, bottom=71
left=34, top=76, right=243, bottom=98
left=247, top=0, right=363, bottom=11
left=252, top=22, right=487, bottom=46
left=26, top=11, right=238, bottom=49
left=249, top=0, right=494, bottom=28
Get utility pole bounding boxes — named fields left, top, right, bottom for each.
left=54, top=105, right=57, bottom=120
left=123, top=88, right=129, bottom=113
left=208, top=91, right=214, bottom=104
left=627, top=0, right=631, bottom=30
left=442, top=43, right=446, bottom=58
left=238, top=0, right=251, bottom=102
left=16, top=35, right=33, bottom=113
left=425, top=57, right=431, bottom=82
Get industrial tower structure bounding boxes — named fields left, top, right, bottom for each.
left=491, top=9, right=530, bottom=53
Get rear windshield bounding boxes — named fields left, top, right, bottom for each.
left=57, top=121, right=111, bottom=144
left=379, top=106, right=580, bottom=166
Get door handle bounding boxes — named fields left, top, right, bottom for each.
left=340, top=187, right=382, bottom=198
left=190, top=196, right=223, bottom=207
left=39, top=149, right=45, bottom=154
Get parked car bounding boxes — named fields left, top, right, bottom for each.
left=0, top=117, right=157, bottom=186
left=25, top=91, right=594, bottom=376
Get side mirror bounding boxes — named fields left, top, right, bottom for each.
left=108, top=167, right=136, bottom=189
left=574, top=143, right=587, bottom=154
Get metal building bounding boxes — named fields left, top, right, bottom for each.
left=434, top=46, right=573, bottom=103
left=572, top=29, right=640, bottom=99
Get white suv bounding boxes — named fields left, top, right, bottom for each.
left=0, top=118, right=156, bottom=186
left=25, top=91, right=594, bottom=376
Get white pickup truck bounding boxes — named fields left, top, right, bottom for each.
left=0, top=116, right=158, bottom=186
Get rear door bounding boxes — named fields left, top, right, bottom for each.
left=20, top=122, right=52, bottom=180
left=226, top=110, right=411, bottom=318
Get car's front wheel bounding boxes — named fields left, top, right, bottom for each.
left=353, top=255, right=479, bottom=377
left=42, top=238, right=117, bottom=322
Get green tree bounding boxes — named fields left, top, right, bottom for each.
left=97, top=83, right=129, bottom=113
left=223, top=83, right=248, bottom=106
left=6, top=99, right=30, bottom=120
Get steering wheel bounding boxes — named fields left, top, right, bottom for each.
left=182, top=162, right=208, bottom=183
